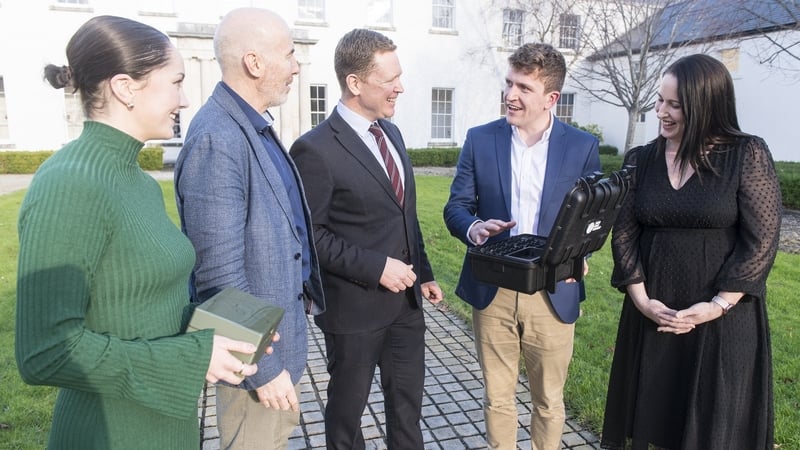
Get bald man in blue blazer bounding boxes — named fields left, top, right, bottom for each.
left=444, top=43, right=600, bottom=450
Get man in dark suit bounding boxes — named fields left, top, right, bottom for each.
left=290, top=29, right=443, bottom=450
left=175, top=8, right=324, bottom=449
left=444, top=43, right=600, bottom=450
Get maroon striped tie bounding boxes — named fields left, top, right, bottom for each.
left=368, top=122, right=404, bottom=206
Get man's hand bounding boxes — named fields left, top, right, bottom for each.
left=265, top=331, right=280, bottom=355
left=565, top=259, right=589, bottom=283
left=255, top=369, right=299, bottom=411
left=379, top=257, right=416, bottom=293
left=469, top=219, right=516, bottom=246
left=421, top=281, right=444, bottom=305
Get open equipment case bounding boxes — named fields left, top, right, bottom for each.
left=468, top=167, right=633, bottom=294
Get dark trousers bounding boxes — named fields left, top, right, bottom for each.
left=323, top=300, right=426, bottom=450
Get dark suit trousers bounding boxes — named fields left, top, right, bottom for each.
left=323, top=297, right=426, bottom=450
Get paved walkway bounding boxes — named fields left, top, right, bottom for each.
left=199, top=300, right=602, bottom=450
left=0, top=170, right=176, bottom=194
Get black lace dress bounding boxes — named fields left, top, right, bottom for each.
left=601, top=136, right=781, bottom=450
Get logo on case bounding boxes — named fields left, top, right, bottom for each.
left=585, top=220, right=603, bottom=234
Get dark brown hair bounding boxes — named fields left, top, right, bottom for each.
left=508, top=43, right=566, bottom=93
left=660, top=53, right=748, bottom=174
left=44, top=15, right=172, bottom=118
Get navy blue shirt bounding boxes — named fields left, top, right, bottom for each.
left=220, top=82, right=311, bottom=281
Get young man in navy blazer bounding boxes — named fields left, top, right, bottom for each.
left=444, top=43, right=600, bottom=450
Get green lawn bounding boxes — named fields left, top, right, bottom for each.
left=1, top=177, right=798, bottom=449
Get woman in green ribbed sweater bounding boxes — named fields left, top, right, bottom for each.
left=15, top=16, right=263, bottom=449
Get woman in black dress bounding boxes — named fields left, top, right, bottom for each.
left=601, top=54, right=781, bottom=450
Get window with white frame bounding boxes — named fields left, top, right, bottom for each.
left=500, top=90, right=507, bottom=117
left=502, top=9, right=523, bottom=47
left=64, top=91, right=84, bottom=140
left=298, top=0, right=325, bottom=22
left=137, top=0, right=174, bottom=14
left=559, top=14, right=580, bottom=50
left=631, top=60, right=641, bottom=80
left=310, top=84, right=327, bottom=127
left=720, top=47, right=740, bottom=72
left=172, top=112, right=182, bottom=138
left=556, top=93, right=574, bottom=123
left=0, top=77, right=9, bottom=140
left=432, top=0, right=454, bottom=30
left=367, top=0, right=393, bottom=27
left=431, top=88, right=453, bottom=140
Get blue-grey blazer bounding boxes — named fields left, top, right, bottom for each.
left=443, top=117, right=600, bottom=323
left=175, top=83, right=324, bottom=389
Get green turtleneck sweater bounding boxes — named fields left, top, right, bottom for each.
left=16, top=121, right=214, bottom=449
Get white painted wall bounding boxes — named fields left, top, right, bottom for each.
left=590, top=34, right=800, bottom=161
left=732, top=34, right=799, bottom=163
left=0, top=0, right=797, bottom=162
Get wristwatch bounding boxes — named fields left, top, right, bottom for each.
left=710, top=295, right=733, bottom=315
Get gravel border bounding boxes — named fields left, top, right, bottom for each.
left=779, top=209, right=800, bottom=254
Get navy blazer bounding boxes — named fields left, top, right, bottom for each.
left=175, top=83, right=324, bottom=389
left=290, top=109, right=435, bottom=334
left=443, top=117, right=600, bottom=323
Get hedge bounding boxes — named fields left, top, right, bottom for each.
left=599, top=144, right=619, bottom=155
left=0, top=147, right=165, bottom=173
left=407, top=147, right=460, bottom=167
left=3, top=147, right=799, bottom=209
left=137, top=147, right=164, bottom=170
left=0, top=151, right=53, bottom=174
left=776, top=162, right=800, bottom=210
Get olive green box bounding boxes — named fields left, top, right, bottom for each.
left=187, top=287, right=284, bottom=364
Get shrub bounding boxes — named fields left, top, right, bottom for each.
left=569, top=122, right=603, bottom=142
left=780, top=176, right=800, bottom=210
left=776, top=161, right=800, bottom=209
left=139, top=147, right=164, bottom=170
left=0, top=151, right=54, bottom=174
left=597, top=157, right=800, bottom=210
left=0, top=147, right=164, bottom=173
left=599, top=154, right=625, bottom=175
left=407, top=147, right=461, bottom=167
left=599, top=145, right=618, bottom=155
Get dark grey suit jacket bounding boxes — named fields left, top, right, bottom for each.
left=290, top=109, right=434, bottom=334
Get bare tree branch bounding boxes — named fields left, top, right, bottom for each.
left=464, top=0, right=769, bottom=151
left=569, top=0, right=731, bottom=151
left=742, top=0, right=800, bottom=68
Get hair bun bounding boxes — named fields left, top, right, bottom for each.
left=55, top=65, right=73, bottom=89
left=44, top=64, right=73, bottom=90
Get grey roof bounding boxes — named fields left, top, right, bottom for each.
left=592, top=0, right=800, bottom=59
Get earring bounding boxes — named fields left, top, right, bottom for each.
left=126, top=102, right=134, bottom=109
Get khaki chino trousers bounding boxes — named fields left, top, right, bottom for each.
left=473, top=288, right=575, bottom=450
left=216, top=383, right=301, bottom=450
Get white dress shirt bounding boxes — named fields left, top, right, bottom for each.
left=465, top=115, right=554, bottom=244
left=510, top=118, right=552, bottom=236
left=335, top=101, right=405, bottom=187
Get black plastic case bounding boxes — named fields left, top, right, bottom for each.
left=468, top=167, right=632, bottom=294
